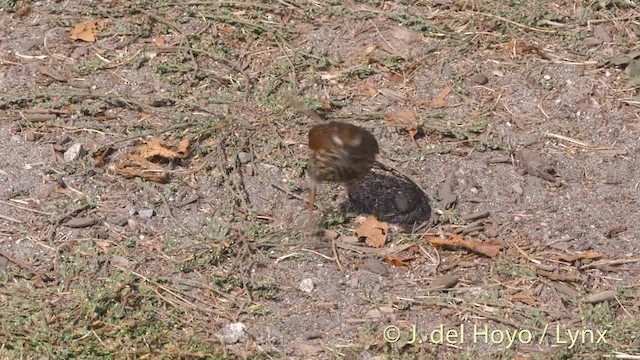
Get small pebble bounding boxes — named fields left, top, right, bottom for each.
left=125, top=204, right=137, bottom=216
left=299, top=278, right=315, bottom=293
left=470, top=73, right=488, bottom=85
left=138, top=209, right=154, bottom=219
left=106, top=215, right=128, bottom=226
left=63, top=143, right=84, bottom=162
left=362, top=258, right=389, bottom=277
left=215, top=323, right=247, bottom=344
left=237, top=151, right=252, bottom=164
left=127, top=218, right=139, bottom=232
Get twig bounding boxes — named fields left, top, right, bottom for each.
left=300, top=248, right=334, bottom=261
left=331, top=236, right=344, bottom=272
left=545, top=132, right=626, bottom=152
left=510, top=242, right=541, bottom=264
left=467, top=10, right=558, bottom=34
left=0, top=213, right=22, bottom=223
left=271, top=182, right=307, bottom=203
left=580, top=257, right=640, bottom=270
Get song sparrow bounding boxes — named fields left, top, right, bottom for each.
left=307, top=121, right=379, bottom=212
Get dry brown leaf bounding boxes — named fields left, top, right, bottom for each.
left=508, top=292, right=538, bottom=305
left=384, top=255, right=410, bottom=267
left=363, top=45, right=377, bottom=56
left=355, top=215, right=388, bottom=248
left=322, top=100, right=332, bottom=110
left=431, top=86, right=451, bottom=108
left=14, top=4, right=32, bottom=19
left=357, top=79, right=378, bottom=97
left=115, top=154, right=168, bottom=183
left=95, top=240, right=113, bottom=253
left=61, top=104, right=76, bottom=114
left=93, top=146, right=113, bottom=167
left=175, top=138, right=190, bottom=158
left=502, top=40, right=539, bottom=54
left=138, top=138, right=190, bottom=160
left=37, top=65, right=67, bottom=82
left=384, top=111, right=420, bottom=142
left=153, top=36, right=165, bottom=46
left=501, top=40, right=548, bottom=59
left=387, top=73, right=405, bottom=84
left=69, top=19, right=105, bottom=42
left=556, top=251, right=603, bottom=262
left=427, top=234, right=505, bottom=257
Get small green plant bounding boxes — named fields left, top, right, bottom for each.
left=493, top=261, right=535, bottom=278
left=77, top=58, right=102, bottom=76
left=350, top=66, right=375, bottom=79
left=436, top=210, right=463, bottom=225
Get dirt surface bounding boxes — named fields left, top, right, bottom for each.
left=1, top=0, right=639, bottom=359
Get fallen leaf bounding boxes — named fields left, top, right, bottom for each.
left=69, top=19, right=105, bottom=42
left=584, top=290, right=616, bottom=304
left=427, top=234, right=505, bottom=257
left=508, top=292, right=538, bottom=305
left=355, top=215, right=388, bottom=248
left=384, top=255, right=410, bottom=267
left=501, top=40, right=549, bottom=59
left=357, top=79, right=378, bottom=97
left=95, top=240, right=113, bottom=253
left=61, top=104, right=76, bottom=114
left=384, top=111, right=420, bottom=142
left=556, top=251, right=603, bottom=262
left=431, top=86, right=451, bottom=108
left=378, top=88, right=406, bottom=101
left=37, top=65, right=67, bottom=82
left=175, top=138, right=190, bottom=158
left=363, top=45, right=378, bottom=56
left=93, top=146, right=114, bottom=167
left=153, top=36, right=165, bottom=46
left=387, top=73, right=405, bottom=84
left=115, top=154, right=168, bottom=183
left=14, top=4, right=32, bottom=19
left=138, top=138, right=190, bottom=160
left=428, top=275, right=458, bottom=289
left=65, top=216, right=99, bottom=228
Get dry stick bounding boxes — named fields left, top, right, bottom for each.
left=331, top=236, right=345, bottom=272
left=510, top=241, right=542, bottom=265
left=580, top=257, right=640, bottom=270
left=467, top=10, right=558, bottom=34
left=0, top=213, right=22, bottom=223
left=270, top=183, right=307, bottom=203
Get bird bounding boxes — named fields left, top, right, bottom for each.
left=307, top=121, right=379, bottom=213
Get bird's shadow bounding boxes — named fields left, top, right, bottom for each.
left=342, top=170, right=432, bottom=229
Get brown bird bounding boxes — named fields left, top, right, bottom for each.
left=307, top=121, right=379, bottom=213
